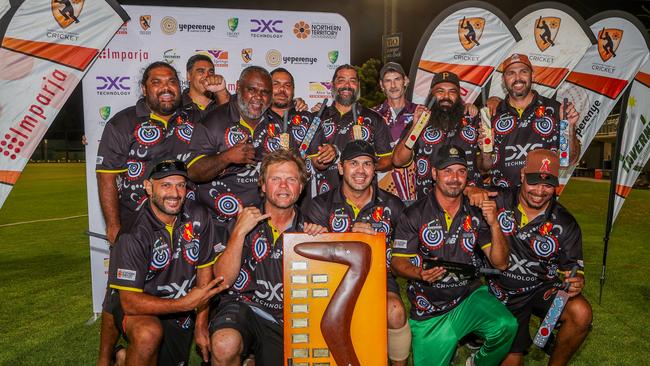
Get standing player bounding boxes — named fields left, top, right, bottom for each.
left=208, top=150, right=326, bottom=366
left=488, top=149, right=592, bottom=366
left=182, top=53, right=230, bottom=117
left=303, top=140, right=410, bottom=365
left=391, top=145, right=517, bottom=366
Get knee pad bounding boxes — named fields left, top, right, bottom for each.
left=388, top=322, right=411, bottom=361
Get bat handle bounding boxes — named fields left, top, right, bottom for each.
left=563, top=266, right=579, bottom=291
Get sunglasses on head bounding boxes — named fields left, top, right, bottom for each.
left=148, top=160, right=187, bottom=178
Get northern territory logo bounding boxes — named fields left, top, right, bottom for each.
left=597, top=28, right=622, bottom=62
left=293, top=21, right=310, bottom=39
left=51, top=0, right=82, bottom=28
left=534, top=16, right=560, bottom=52
left=458, top=16, right=484, bottom=51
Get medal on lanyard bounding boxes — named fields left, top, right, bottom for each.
left=352, top=104, right=364, bottom=140
left=280, top=110, right=291, bottom=150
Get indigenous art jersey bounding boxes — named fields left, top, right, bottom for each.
left=373, top=100, right=419, bottom=201
left=96, top=98, right=199, bottom=222
left=489, top=92, right=561, bottom=187
left=181, top=89, right=218, bottom=121
left=488, top=188, right=583, bottom=306
left=392, top=193, right=491, bottom=320
left=315, top=103, right=393, bottom=194
left=401, top=115, right=482, bottom=200
left=108, top=200, right=217, bottom=299
left=219, top=204, right=306, bottom=323
left=303, top=185, right=405, bottom=271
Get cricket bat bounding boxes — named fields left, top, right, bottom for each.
left=404, top=97, right=436, bottom=149
left=298, top=98, right=328, bottom=158
left=480, top=107, right=493, bottom=153
left=422, top=258, right=502, bottom=277
left=533, top=266, right=578, bottom=348
left=559, top=98, right=570, bottom=167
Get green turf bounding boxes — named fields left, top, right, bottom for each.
left=0, top=164, right=648, bottom=364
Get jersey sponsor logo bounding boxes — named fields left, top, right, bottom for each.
left=175, top=122, right=193, bottom=144
left=508, top=253, right=539, bottom=276
left=233, top=267, right=252, bottom=291
left=498, top=209, right=515, bottom=235
left=254, top=280, right=283, bottom=302
left=494, top=115, right=516, bottom=135
left=134, top=123, right=163, bottom=146
left=419, top=223, right=444, bottom=250
left=458, top=17, right=485, bottom=51
left=252, top=233, right=270, bottom=262
left=532, top=116, right=555, bottom=137
left=150, top=238, right=171, bottom=271
left=117, top=268, right=136, bottom=281
left=534, top=17, right=560, bottom=52
left=96, top=156, right=104, bottom=165
left=126, top=160, right=145, bottom=181
left=504, top=143, right=544, bottom=162
left=214, top=193, right=241, bottom=218
left=329, top=211, right=350, bottom=232
left=421, top=127, right=444, bottom=144
left=393, top=239, right=407, bottom=249
left=530, top=234, right=559, bottom=258
left=158, top=275, right=196, bottom=299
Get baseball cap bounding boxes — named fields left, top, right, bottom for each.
left=379, top=62, right=406, bottom=79
left=502, top=53, right=533, bottom=72
left=340, top=140, right=377, bottom=162
left=522, top=149, right=559, bottom=186
left=430, top=71, right=460, bottom=89
left=434, top=145, right=467, bottom=169
left=147, top=159, right=189, bottom=180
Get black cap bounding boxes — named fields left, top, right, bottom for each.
left=434, top=145, right=467, bottom=169
left=379, top=62, right=406, bottom=79
left=340, top=140, right=377, bottom=162
left=430, top=71, right=460, bottom=89
left=146, top=159, right=189, bottom=180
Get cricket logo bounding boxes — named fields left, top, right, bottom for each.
left=99, top=106, right=111, bottom=121
left=534, top=16, right=560, bottom=52
left=328, top=50, right=339, bottom=64
left=458, top=16, right=484, bottom=51
left=139, top=15, right=151, bottom=31
left=51, top=0, right=83, bottom=28
left=597, top=28, right=622, bottom=62
left=228, top=17, right=239, bottom=32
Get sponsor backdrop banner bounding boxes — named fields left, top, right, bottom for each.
left=83, top=5, right=350, bottom=313
left=409, top=1, right=520, bottom=104
left=556, top=12, right=650, bottom=191
left=612, top=59, right=650, bottom=224
left=0, top=0, right=128, bottom=208
left=489, top=3, right=595, bottom=99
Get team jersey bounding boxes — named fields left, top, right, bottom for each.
left=488, top=188, right=583, bottom=306
left=96, top=98, right=199, bottom=222
left=392, top=192, right=491, bottom=320
left=489, top=91, right=561, bottom=187
left=108, top=199, right=217, bottom=298
left=218, top=204, right=307, bottom=323
left=314, top=103, right=393, bottom=194
left=372, top=99, right=418, bottom=145
left=181, top=89, right=219, bottom=121
left=401, top=115, right=482, bottom=200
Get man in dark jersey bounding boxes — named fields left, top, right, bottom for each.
left=182, top=53, right=231, bottom=118
left=391, top=145, right=516, bottom=366
left=107, top=159, right=224, bottom=365
left=488, top=149, right=592, bottom=366
left=393, top=72, right=491, bottom=200
left=96, top=61, right=202, bottom=366
left=208, top=150, right=326, bottom=366
left=303, top=140, right=410, bottom=365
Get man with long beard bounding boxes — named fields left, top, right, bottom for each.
left=393, top=72, right=491, bottom=200
left=313, top=64, right=393, bottom=194
left=96, top=61, right=202, bottom=366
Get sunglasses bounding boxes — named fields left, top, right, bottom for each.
left=148, top=160, right=187, bottom=178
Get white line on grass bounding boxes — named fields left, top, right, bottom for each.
left=0, top=214, right=88, bottom=227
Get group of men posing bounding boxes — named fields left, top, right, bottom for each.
left=95, top=51, right=592, bottom=366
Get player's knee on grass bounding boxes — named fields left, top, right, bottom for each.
left=563, top=296, right=593, bottom=330
left=211, top=328, right=244, bottom=363
left=387, top=293, right=407, bottom=329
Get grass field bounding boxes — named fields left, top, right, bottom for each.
left=0, top=163, right=648, bottom=365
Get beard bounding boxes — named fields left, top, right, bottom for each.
left=151, top=191, right=184, bottom=216
left=272, top=91, right=291, bottom=109
left=429, top=98, right=465, bottom=131
left=147, top=89, right=181, bottom=116
left=333, top=86, right=360, bottom=106
left=237, top=90, right=269, bottom=120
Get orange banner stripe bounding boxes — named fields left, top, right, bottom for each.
left=2, top=37, right=98, bottom=71
left=635, top=71, right=650, bottom=88
left=0, top=170, right=21, bottom=186
left=531, top=65, right=569, bottom=88
left=565, top=71, right=628, bottom=99
left=418, top=60, right=494, bottom=86
left=615, top=184, right=632, bottom=199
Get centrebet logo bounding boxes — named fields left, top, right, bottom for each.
left=96, top=76, right=131, bottom=96
left=250, top=19, right=283, bottom=38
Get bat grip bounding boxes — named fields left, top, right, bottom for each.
left=563, top=266, right=579, bottom=291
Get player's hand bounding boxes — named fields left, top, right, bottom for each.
left=304, top=223, right=327, bottom=236
left=420, top=266, right=446, bottom=283
left=565, top=272, right=584, bottom=297
left=234, top=207, right=271, bottom=237
left=486, top=96, right=501, bottom=117
left=560, top=100, right=579, bottom=127
left=316, top=144, right=336, bottom=165
left=464, top=186, right=497, bottom=206
left=294, top=98, right=308, bottom=112
left=412, top=104, right=431, bottom=125
left=194, top=323, right=211, bottom=362
left=202, top=74, right=227, bottom=93
left=183, top=276, right=225, bottom=310
left=225, top=141, right=256, bottom=165
left=310, top=102, right=323, bottom=113
left=479, top=199, right=498, bottom=227
left=106, top=224, right=120, bottom=245
left=351, top=222, right=377, bottom=235
left=464, top=103, right=478, bottom=118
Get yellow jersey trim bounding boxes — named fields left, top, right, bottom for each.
left=96, top=169, right=128, bottom=174
left=481, top=243, right=492, bottom=250
left=391, top=253, right=417, bottom=258
left=197, top=257, right=218, bottom=269
left=240, top=118, right=254, bottom=135
left=376, top=152, right=393, bottom=158
left=517, top=204, right=528, bottom=228
left=345, top=199, right=361, bottom=220
left=150, top=113, right=168, bottom=128
left=109, top=285, right=143, bottom=293
left=187, top=154, right=206, bottom=168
